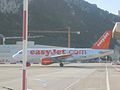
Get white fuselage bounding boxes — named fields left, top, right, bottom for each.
left=13, top=48, right=113, bottom=63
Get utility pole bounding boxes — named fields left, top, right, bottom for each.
left=0, top=34, right=5, bottom=45
left=68, top=27, right=71, bottom=48
left=22, top=0, right=28, bottom=90
left=76, top=31, right=80, bottom=48
left=3, top=37, right=5, bottom=45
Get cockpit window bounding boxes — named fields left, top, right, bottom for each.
left=18, top=51, right=22, bottom=54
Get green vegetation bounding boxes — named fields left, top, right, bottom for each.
left=0, top=0, right=120, bottom=48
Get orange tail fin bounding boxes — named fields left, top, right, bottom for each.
left=91, top=31, right=112, bottom=49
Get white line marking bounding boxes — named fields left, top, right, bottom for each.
left=112, top=65, right=120, bottom=72
left=34, top=79, right=47, bottom=83
left=64, top=79, right=80, bottom=90
left=106, top=65, right=110, bottom=90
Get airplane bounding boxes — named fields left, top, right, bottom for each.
left=12, top=31, right=113, bottom=67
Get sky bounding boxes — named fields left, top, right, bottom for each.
left=85, top=0, right=120, bottom=15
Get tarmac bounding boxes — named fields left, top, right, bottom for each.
left=0, top=63, right=120, bottom=90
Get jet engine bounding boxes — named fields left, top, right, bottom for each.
left=41, top=58, right=53, bottom=65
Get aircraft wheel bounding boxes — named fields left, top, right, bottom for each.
left=60, top=63, right=64, bottom=67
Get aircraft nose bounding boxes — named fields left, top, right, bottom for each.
left=12, top=53, right=19, bottom=59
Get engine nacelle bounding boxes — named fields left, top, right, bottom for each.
left=41, top=58, right=53, bottom=65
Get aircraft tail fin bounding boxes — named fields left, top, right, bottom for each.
left=91, top=31, right=112, bottom=49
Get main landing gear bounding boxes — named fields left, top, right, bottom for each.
left=60, top=62, right=64, bottom=67
left=26, top=62, right=31, bottom=67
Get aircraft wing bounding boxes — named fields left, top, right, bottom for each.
left=98, top=50, right=113, bottom=56
left=50, top=53, right=72, bottom=58
left=41, top=53, right=73, bottom=65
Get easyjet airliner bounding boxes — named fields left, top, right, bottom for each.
left=13, top=31, right=113, bottom=67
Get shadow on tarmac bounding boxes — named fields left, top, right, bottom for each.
left=30, top=64, right=107, bottom=69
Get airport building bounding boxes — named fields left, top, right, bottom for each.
left=0, top=41, right=61, bottom=63
left=112, top=11, right=120, bottom=61
left=118, top=10, right=120, bottom=16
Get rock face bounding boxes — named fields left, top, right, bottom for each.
left=0, top=0, right=22, bottom=14
left=0, top=0, right=120, bottom=48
